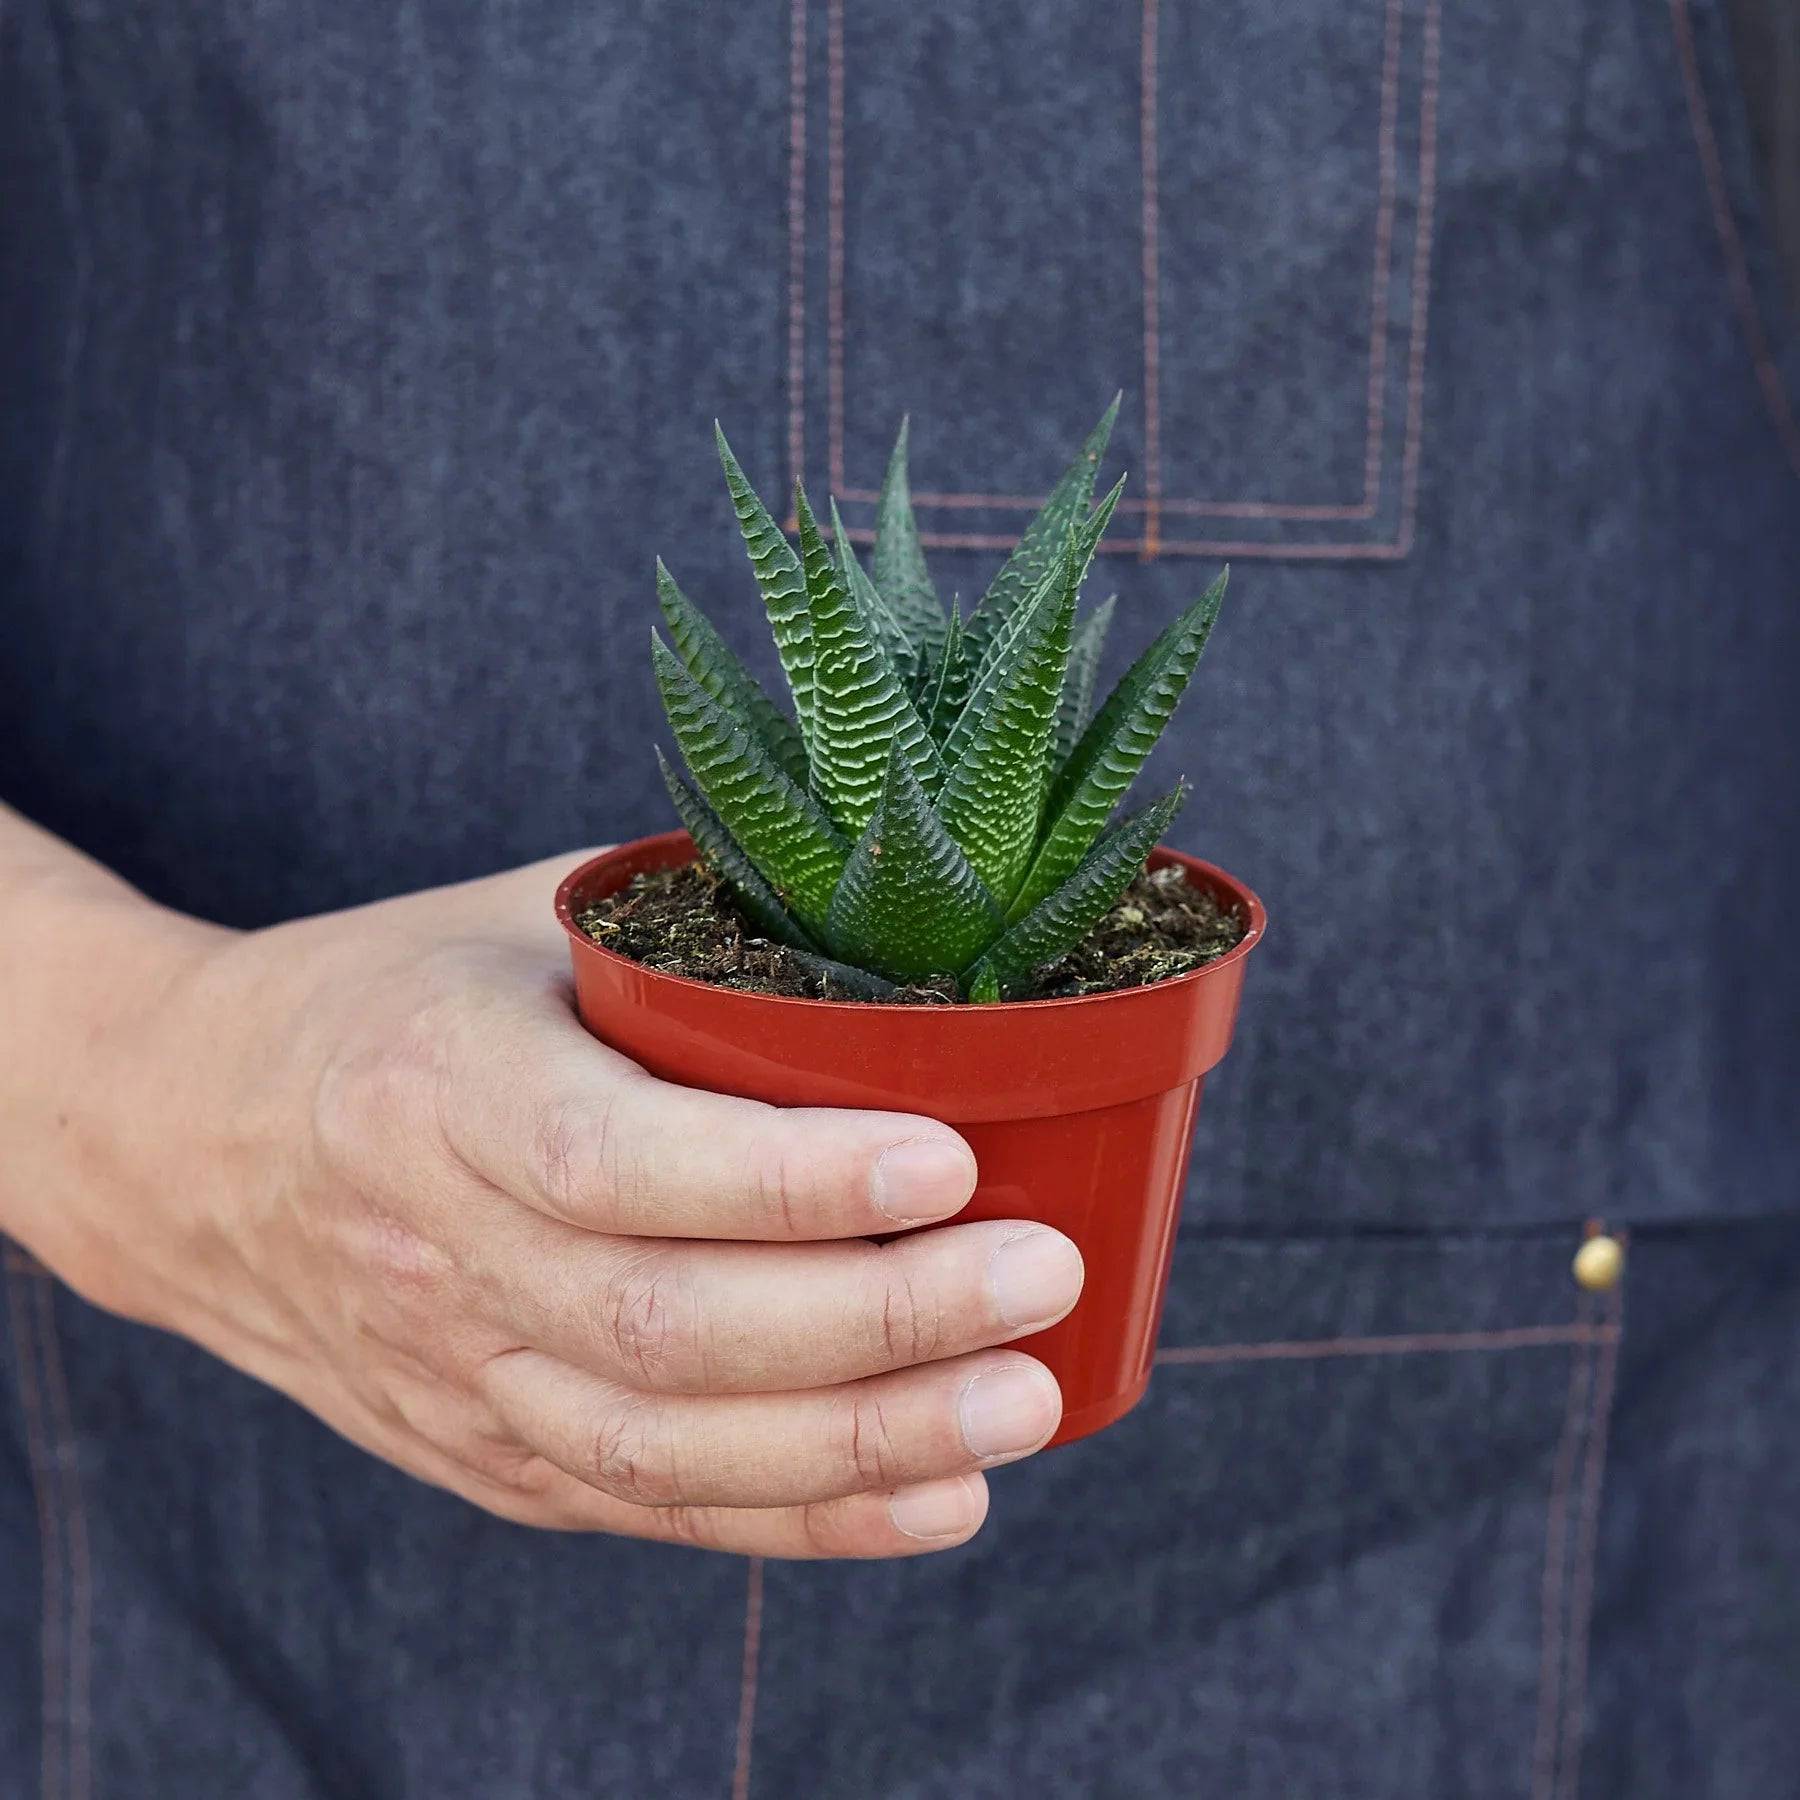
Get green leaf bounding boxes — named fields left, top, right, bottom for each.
left=779, top=947, right=900, bottom=1000
left=655, top=748, right=815, bottom=949
left=872, top=417, right=947, bottom=662
left=1053, top=593, right=1116, bottom=773
left=967, top=964, right=1002, bottom=1004
left=714, top=424, right=815, bottom=754
left=929, top=594, right=976, bottom=727
left=656, top=560, right=810, bottom=789
left=935, top=541, right=1076, bottom=905
left=1011, top=569, right=1226, bottom=921
left=965, top=786, right=1186, bottom=998
left=942, top=474, right=1125, bottom=771
left=832, top=497, right=918, bottom=690
left=794, top=484, right=945, bottom=832
left=921, top=598, right=965, bottom=742
left=823, top=742, right=1003, bottom=983
left=960, top=394, right=1120, bottom=672
left=652, top=630, right=850, bottom=928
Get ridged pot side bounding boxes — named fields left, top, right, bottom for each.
left=556, top=830, right=1265, bottom=1445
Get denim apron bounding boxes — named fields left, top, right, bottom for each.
left=4, top=2, right=1797, bottom=1795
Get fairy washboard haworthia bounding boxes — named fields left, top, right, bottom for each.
left=652, top=403, right=1228, bottom=999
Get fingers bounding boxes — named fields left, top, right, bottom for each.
left=443, top=1004, right=978, bottom=1240
left=517, top=1468, right=991, bottom=1558
left=477, top=1346, right=1062, bottom=1511
left=481, top=1218, right=1084, bottom=1394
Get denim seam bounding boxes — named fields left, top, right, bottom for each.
left=732, top=1287, right=1617, bottom=1800
left=1554, top=1249, right=1626, bottom=1800
left=801, top=0, right=1442, bottom=561
left=5, top=1253, right=68, bottom=1800
left=1669, top=0, right=1800, bottom=482
left=731, top=1557, right=765, bottom=1800
left=1531, top=1298, right=1597, bottom=1800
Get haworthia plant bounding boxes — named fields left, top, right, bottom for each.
left=651, top=405, right=1229, bottom=999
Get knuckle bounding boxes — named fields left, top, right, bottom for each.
left=749, top=1150, right=804, bottom=1238
left=797, top=1497, right=866, bottom=1558
left=313, top=1002, right=449, bottom=1174
left=744, top=1127, right=821, bottom=1237
left=362, top=1213, right=455, bottom=1302
left=596, top=1251, right=701, bottom=1388
left=653, top=1504, right=719, bottom=1551
left=587, top=1395, right=680, bottom=1506
left=531, top=1090, right=630, bottom=1222
left=867, top=1262, right=945, bottom=1370
left=832, top=1389, right=907, bottom=1491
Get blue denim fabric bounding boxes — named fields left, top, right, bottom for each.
left=2, top=0, right=1797, bottom=1794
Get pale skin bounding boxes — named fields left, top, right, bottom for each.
left=0, top=802, right=1083, bottom=1558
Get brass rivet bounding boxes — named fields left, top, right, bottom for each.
left=1573, top=1234, right=1625, bottom=1293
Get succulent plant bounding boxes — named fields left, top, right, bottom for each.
left=650, top=400, right=1227, bottom=1001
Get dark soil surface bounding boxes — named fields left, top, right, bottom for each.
left=575, top=860, right=1246, bottom=1004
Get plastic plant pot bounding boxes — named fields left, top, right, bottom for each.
left=556, top=831, right=1265, bottom=1447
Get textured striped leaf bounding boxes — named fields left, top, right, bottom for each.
left=908, top=611, right=943, bottom=707
left=714, top=425, right=815, bottom=754
left=921, top=598, right=965, bottom=742
left=823, top=742, right=1003, bottom=982
left=832, top=497, right=919, bottom=690
left=935, top=545, right=1076, bottom=905
left=652, top=630, right=849, bottom=929
left=943, top=475, right=1125, bottom=771
left=929, top=595, right=976, bottom=727
left=1010, top=569, right=1226, bottom=922
left=656, top=560, right=810, bottom=789
left=1053, top=594, right=1116, bottom=772
left=872, top=417, right=947, bottom=662
left=960, top=394, right=1120, bottom=672
left=965, top=786, right=1186, bottom=998
left=794, top=485, right=945, bottom=831
left=655, top=748, right=815, bottom=949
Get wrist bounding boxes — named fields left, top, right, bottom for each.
left=0, top=863, right=230, bottom=1308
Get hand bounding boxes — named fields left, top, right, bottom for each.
left=20, top=853, right=1083, bottom=1558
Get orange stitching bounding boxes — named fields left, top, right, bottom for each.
left=731, top=1556, right=764, bottom=1800
left=786, top=0, right=808, bottom=496
left=819, top=0, right=1431, bottom=550
left=1358, top=0, right=1405, bottom=512
left=1154, top=1321, right=1615, bottom=1365
left=840, top=487, right=1380, bottom=517
left=6, top=1262, right=65, bottom=1800
left=1530, top=1299, right=1596, bottom=1800
left=32, top=1280, right=90, bottom=1800
left=1140, top=0, right=1163, bottom=558
left=1390, top=0, right=1440, bottom=557
left=1669, top=0, right=1800, bottom=482
left=1555, top=1256, right=1627, bottom=1799
left=826, top=0, right=847, bottom=494
left=840, top=522, right=1421, bottom=560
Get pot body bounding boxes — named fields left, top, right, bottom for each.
left=556, top=831, right=1264, bottom=1446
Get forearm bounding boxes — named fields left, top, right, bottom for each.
left=0, top=801, right=226, bottom=1286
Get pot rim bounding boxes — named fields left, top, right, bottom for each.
left=555, top=830, right=1266, bottom=1017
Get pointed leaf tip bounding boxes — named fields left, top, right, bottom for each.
left=1010, top=570, right=1225, bottom=920
left=967, top=786, right=1186, bottom=997
left=794, top=486, right=944, bottom=830
left=822, top=741, right=1001, bottom=983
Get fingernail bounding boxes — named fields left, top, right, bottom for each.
left=986, top=1229, right=1084, bottom=1329
left=871, top=1137, right=977, bottom=1224
left=889, top=1475, right=981, bottom=1540
left=958, top=1364, right=1061, bottom=1461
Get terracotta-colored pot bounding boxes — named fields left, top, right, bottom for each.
left=555, top=830, right=1265, bottom=1447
